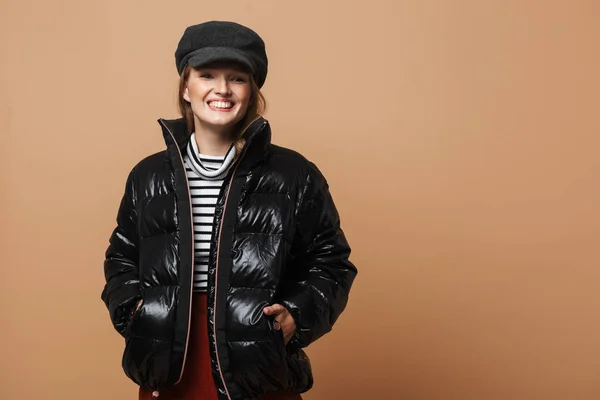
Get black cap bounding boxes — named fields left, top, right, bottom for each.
left=175, top=21, right=268, bottom=88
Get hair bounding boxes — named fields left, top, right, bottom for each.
left=178, top=64, right=267, bottom=156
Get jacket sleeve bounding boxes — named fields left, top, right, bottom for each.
left=101, top=167, right=142, bottom=337
left=280, top=163, right=358, bottom=348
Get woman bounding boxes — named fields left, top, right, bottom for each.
left=101, top=21, right=357, bottom=400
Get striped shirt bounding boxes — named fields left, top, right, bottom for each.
left=184, top=133, right=236, bottom=292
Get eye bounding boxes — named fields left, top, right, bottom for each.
left=199, top=73, right=213, bottom=79
left=231, top=76, right=247, bottom=83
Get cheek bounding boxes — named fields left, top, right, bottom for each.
left=186, top=81, right=207, bottom=102
left=188, top=91, right=208, bottom=115
left=186, top=87, right=207, bottom=118
left=238, top=87, right=252, bottom=110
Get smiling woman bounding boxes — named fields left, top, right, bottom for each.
left=101, top=20, right=357, bottom=400
left=185, top=65, right=251, bottom=129
left=177, top=61, right=267, bottom=159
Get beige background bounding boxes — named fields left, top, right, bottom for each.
left=1, top=1, right=599, bottom=399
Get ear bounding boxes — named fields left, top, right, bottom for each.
left=183, top=86, right=191, bottom=103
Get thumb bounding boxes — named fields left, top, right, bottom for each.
left=263, top=303, right=285, bottom=316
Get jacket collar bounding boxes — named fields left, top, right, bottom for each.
left=157, top=117, right=271, bottom=170
left=158, top=117, right=189, bottom=149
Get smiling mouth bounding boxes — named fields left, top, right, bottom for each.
left=208, top=101, right=235, bottom=110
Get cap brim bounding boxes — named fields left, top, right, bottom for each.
left=185, top=47, right=255, bottom=74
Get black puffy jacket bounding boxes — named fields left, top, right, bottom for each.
left=101, top=117, right=357, bottom=399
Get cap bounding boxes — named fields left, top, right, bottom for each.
left=174, top=21, right=268, bottom=88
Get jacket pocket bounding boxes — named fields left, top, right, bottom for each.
left=121, top=286, right=179, bottom=389
left=229, top=312, right=290, bottom=396
left=122, top=332, right=172, bottom=389
left=127, top=286, right=177, bottom=341
left=124, top=299, right=144, bottom=337
left=265, top=314, right=287, bottom=353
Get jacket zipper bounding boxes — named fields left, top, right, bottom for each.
left=160, top=121, right=195, bottom=390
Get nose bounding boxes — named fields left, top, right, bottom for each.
left=214, top=76, right=231, bottom=96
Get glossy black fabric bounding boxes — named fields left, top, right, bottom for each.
left=101, top=117, right=357, bottom=400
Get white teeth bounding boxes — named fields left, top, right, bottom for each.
left=209, top=101, right=233, bottom=109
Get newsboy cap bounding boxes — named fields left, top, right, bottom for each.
left=175, top=21, right=268, bottom=88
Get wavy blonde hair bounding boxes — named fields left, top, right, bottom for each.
left=178, top=64, right=267, bottom=156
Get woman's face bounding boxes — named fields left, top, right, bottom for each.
left=183, top=62, right=252, bottom=136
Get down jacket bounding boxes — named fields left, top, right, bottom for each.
left=101, top=117, right=357, bottom=400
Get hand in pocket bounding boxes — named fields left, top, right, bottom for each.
left=263, top=304, right=296, bottom=345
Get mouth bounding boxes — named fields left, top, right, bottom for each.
left=207, top=100, right=235, bottom=111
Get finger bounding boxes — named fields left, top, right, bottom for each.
left=263, top=304, right=286, bottom=315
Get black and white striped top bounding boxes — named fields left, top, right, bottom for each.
left=184, top=133, right=236, bottom=292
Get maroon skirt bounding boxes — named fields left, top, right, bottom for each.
left=139, top=293, right=303, bottom=400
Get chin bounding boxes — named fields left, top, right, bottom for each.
left=203, top=118, right=240, bottom=132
